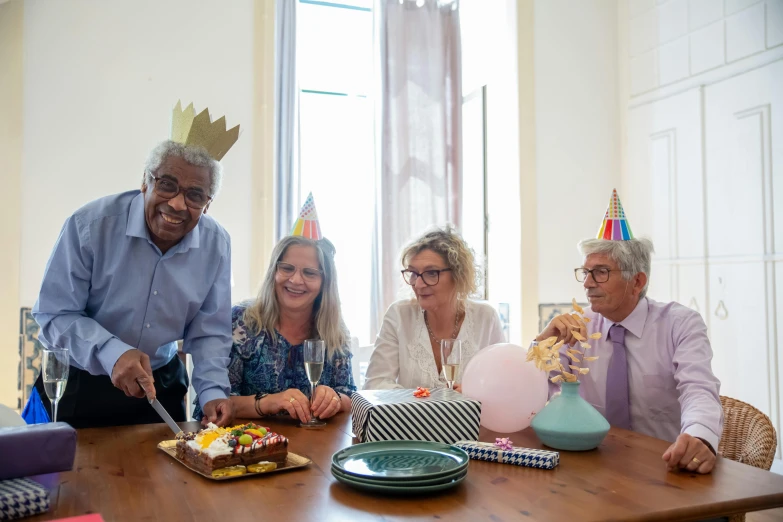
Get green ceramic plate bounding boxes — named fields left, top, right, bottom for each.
left=331, top=465, right=468, bottom=486
left=332, top=440, right=470, bottom=480
left=331, top=466, right=467, bottom=494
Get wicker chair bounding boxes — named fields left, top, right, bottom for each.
left=718, top=396, right=778, bottom=522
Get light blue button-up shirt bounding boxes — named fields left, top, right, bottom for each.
left=33, top=190, right=232, bottom=407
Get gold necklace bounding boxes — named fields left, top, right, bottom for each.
left=423, top=311, right=461, bottom=344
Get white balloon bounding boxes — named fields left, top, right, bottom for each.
left=462, top=343, right=548, bottom=433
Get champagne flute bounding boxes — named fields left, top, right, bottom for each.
left=441, top=339, right=462, bottom=390
left=42, top=348, right=69, bottom=422
left=301, top=339, right=326, bottom=428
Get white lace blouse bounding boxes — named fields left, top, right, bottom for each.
left=363, top=299, right=505, bottom=390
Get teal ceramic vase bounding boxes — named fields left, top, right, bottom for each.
left=530, top=381, right=610, bottom=451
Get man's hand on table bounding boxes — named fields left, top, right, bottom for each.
left=201, top=398, right=236, bottom=427
left=662, top=433, right=716, bottom=474
left=111, top=349, right=156, bottom=400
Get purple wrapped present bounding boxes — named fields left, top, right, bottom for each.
left=0, top=423, right=76, bottom=481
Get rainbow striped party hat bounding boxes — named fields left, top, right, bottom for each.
left=596, top=189, right=634, bottom=240
left=290, top=192, right=323, bottom=240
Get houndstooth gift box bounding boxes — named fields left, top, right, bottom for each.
left=452, top=441, right=559, bottom=469
left=351, top=389, right=481, bottom=444
left=0, top=478, right=49, bottom=520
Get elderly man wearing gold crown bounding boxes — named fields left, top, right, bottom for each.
left=535, top=190, right=723, bottom=474
left=31, top=102, right=239, bottom=428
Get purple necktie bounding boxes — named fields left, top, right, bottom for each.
left=606, top=324, right=632, bottom=430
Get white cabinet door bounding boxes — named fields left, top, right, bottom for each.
left=705, top=60, right=783, bottom=258
left=708, top=261, right=770, bottom=416
left=677, top=262, right=709, bottom=323
left=626, top=88, right=707, bottom=261
left=704, top=59, right=783, bottom=461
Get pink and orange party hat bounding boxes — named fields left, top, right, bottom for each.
left=596, top=189, right=634, bottom=240
left=290, top=192, right=323, bottom=240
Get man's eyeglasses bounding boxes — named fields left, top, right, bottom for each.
left=277, top=262, right=323, bottom=282
left=150, top=175, right=212, bottom=210
left=401, top=268, right=452, bottom=287
left=574, top=267, right=617, bottom=283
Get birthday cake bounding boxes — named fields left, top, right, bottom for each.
left=175, top=423, right=288, bottom=477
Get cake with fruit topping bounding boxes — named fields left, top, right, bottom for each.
left=175, top=423, right=288, bottom=476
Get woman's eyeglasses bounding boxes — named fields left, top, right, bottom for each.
left=277, top=262, right=323, bottom=281
left=401, top=268, right=451, bottom=286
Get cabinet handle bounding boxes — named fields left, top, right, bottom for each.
left=714, top=300, right=728, bottom=320
left=688, top=297, right=699, bottom=312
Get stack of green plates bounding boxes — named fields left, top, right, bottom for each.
left=331, top=440, right=470, bottom=494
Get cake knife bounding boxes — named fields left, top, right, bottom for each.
left=136, top=379, right=182, bottom=435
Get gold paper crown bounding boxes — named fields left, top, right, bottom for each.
left=171, top=101, right=240, bottom=161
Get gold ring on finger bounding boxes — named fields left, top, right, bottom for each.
left=289, top=397, right=296, bottom=403
left=692, top=457, right=700, bottom=464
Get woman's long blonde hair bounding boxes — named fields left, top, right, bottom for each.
left=242, top=236, right=349, bottom=356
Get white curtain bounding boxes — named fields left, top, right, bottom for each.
left=371, top=0, right=463, bottom=337
left=274, top=0, right=300, bottom=242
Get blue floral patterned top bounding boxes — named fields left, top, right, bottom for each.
left=193, top=304, right=356, bottom=420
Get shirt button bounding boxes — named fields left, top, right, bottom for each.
left=146, top=323, right=151, bottom=328
left=153, top=291, right=158, bottom=295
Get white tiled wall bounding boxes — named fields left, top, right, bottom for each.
left=628, top=0, right=782, bottom=95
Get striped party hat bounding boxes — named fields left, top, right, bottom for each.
left=596, top=189, right=634, bottom=240
left=290, top=192, right=323, bottom=240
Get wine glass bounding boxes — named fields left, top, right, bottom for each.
left=42, top=348, right=69, bottom=422
left=301, top=339, right=326, bottom=428
left=441, top=339, right=462, bottom=390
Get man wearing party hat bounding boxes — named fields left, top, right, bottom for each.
left=536, top=189, right=723, bottom=474
left=31, top=102, right=239, bottom=428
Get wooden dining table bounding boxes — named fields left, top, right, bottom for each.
left=25, top=413, right=783, bottom=522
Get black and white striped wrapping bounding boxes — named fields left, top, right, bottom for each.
left=0, top=478, right=49, bottom=521
left=351, top=389, right=481, bottom=444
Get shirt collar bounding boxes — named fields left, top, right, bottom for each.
left=126, top=192, right=150, bottom=240
left=598, top=297, right=648, bottom=339
left=125, top=191, right=201, bottom=253
left=618, top=297, right=648, bottom=338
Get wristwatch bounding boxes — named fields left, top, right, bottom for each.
left=254, top=392, right=269, bottom=417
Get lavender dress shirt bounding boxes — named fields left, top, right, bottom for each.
left=550, top=297, right=724, bottom=450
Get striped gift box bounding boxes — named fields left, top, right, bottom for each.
left=351, top=389, right=481, bottom=444
left=0, top=478, right=49, bottom=521
left=452, top=441, right=559, bottom=469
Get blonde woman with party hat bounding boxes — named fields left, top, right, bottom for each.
left=194, top=194, right=355, bottom=424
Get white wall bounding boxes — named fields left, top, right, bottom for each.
left=461, top=0, right=523, bottom=343
left=0, top=0, right=24, bottom=408
left=20, top=0, right=257, bottom=310
left=627, top=0, right=783, bottom=98
left=461, top=0, right=623, bottom=340
left=533, top=0, right=622, bottom=305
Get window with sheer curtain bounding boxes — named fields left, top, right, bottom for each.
left=297, top=0, right=374, bottom=345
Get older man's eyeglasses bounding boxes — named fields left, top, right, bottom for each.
left=401, top=268, right=452, bottom=287
left=574, top=267, right=615, bottom=283
left=150, top=175, right=212, bottom=210
left=277, top=262, right=323, bottom=282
